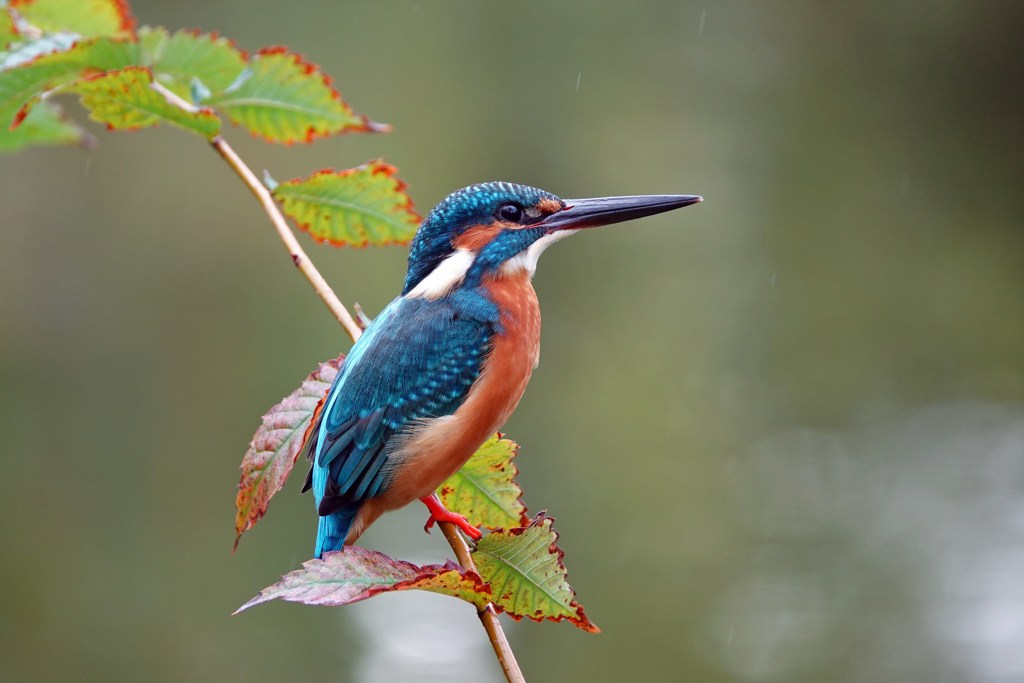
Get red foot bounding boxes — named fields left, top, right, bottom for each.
left=420, top=494, right=482, bottom=541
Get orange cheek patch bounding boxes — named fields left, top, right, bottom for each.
left=453, top=223, right=503, bottom=251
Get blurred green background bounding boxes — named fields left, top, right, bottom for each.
left=2, top=1, right=1023, bottom=681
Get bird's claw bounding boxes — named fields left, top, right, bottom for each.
left=423, top=508, right=482, bottom=540
left=420, top=494, right=482, bottom=540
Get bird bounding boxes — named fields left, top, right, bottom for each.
left=301, top=181, right=702, bottom=558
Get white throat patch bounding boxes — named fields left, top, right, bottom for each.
left=501, top=229, right=578, bottom=277
left=406, top=248, right=475, bottom=299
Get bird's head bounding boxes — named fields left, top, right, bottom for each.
left=402, top=181, right=702, bottom=298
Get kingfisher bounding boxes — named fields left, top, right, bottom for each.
left=301, top=182, right=702, bottom=557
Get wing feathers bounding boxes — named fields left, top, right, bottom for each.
left=318, top=420, right=357, bottom=467
left=335, top=441, right=382, bottom=495
left=305, top=294, right=498, bottom=514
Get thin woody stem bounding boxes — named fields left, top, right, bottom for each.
left=211, top=134, right=525, bottom=683
left=440, top=524, right=526, bottom=683
left=209, top=135, right=363, bottom=343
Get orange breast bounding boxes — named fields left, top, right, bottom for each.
left=357, top=271, right=542, bottom=533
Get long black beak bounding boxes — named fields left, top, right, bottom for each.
left=540, top=194, right=702, bottom=232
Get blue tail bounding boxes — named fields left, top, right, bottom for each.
left=315, top=505, right=360, bottom=559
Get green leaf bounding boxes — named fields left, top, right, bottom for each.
left=1, top=9, right=17, bottom=50
left=272, top=161, right=420, bottom=247
left=235, top=356, right=342, bottom=548
left=439, top=433, right=529, bottom=531
left=0, top=35, right=140, bottom=127
left=138, top=26, right=246, bottom=101
left=16, top=66, right=221, bottom=138
left=472, top=514, right=600, bottom=632
left=0, top=34, right=139, bottom=76
left=0, top=97, right=88, bottom=150
left=207, top=46, right=386, bottom=145
left=235, top=547, right=491, bottom=613
left=9, top=0, right=135, bottom=38
left=1, top=31, right=80, bottom=70
left=0, top=36, right=140, bottom=153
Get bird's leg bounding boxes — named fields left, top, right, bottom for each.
left=420, top=493, right=482, bottom=541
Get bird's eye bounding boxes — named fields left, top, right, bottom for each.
left=497, top=202, right=524, bottom=223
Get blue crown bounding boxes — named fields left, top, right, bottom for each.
left=403, top=182, right=561, bottom=294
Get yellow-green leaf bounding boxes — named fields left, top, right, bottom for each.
left=0, top=35, right=139, bottom=119
left=0, top=97, right=88, bottom=150
left=273, top=161, right=420, bottom=247
left=9, top=0, right=135, bottom=38
left=0, top=36, right=140, bottom=152
left=17, top=66, right=220, bottom=138
left=439, top=433, right=529, bottom=531
left=207, top=46, right=385, bottom=145
left=1, top=31, right=79, bottom=70
left=1, top=9, right=17, bottom=50
left=472, top=514, right=600, bottom=632
left=138, top=26, right=246, bottom=101
left=235, top=547, right=492, bottom=613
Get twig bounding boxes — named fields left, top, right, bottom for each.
left=212, top=135, right=525, bottom=683
left=209, top=135, right=364, bottom=343
left=440, top=524, right=526, bottom=683
left=150, top=80, right=202, bottom=114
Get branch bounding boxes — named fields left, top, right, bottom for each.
left=440, top=524, right=526, bottom=683
left=209, top=135, right=363, bottom=343
left=212, top=136, right=525, bottom=683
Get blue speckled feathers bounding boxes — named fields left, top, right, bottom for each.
left=403, top=182, right=560, bottom=294
left=300, top=180, right=703, bottom=558
left=305, top=293, right=499, bottom=557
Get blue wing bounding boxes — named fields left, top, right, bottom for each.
left=303, top=293, right=497, bottom=528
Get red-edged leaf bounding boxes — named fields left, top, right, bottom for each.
left=9, top=0, right=135, bottom=38
left=138, top=26, right=246, bottom=100
left=1, top=9, right=17, bottom=50
left=1, top=37, right=137, bottom=153
left=235, top=547, right=491, bottom=613
left=273, top=161, right=420, bottom=247
left=234, top=356, right=342, bottom=548
left=1, top=32, right=81, bottom=71
left=15, top=65, right=220, bottom=137
left=439, top=433, right=529, bottom=531
left=472, top=514, right=600, bottom=632
left=0, top=98, right=90, bottom=151
left=0, top=36, right=140, bottom=127
left=207, top=47, right=386, bottom=145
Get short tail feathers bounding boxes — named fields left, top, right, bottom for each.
left=315, top=505, right=360, bottom=559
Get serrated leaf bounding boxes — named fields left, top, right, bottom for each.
left=9, top=0, right=135, bottom=38
left=472, top=514, right=599, bottom=632
left=0, top=35, right=140, bottom=135
left=3, top=34, right=138, bottom=72
left=138, top=26, right=246, bottom=101
left=439, top=433, right=529, bottom=531
left=207, top=46, right=385, bottom=145
left=234, top=356, right=342, bottom=548
left=0, top=31, right=80, bottom=70
left=272, top=161, right=420, bottom=247
left=16, top=66, right=220, bottom=138
left=0, top=97, right=87, bottom=150
left=235, top=547, right=492, bottom=613
left=1, top=9, right=17, bottom=50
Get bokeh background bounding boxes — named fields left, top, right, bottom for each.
left=2, top=2, right=1023, bottom=681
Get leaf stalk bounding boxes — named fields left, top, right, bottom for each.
left=209, top=135, right=364, bottom=342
